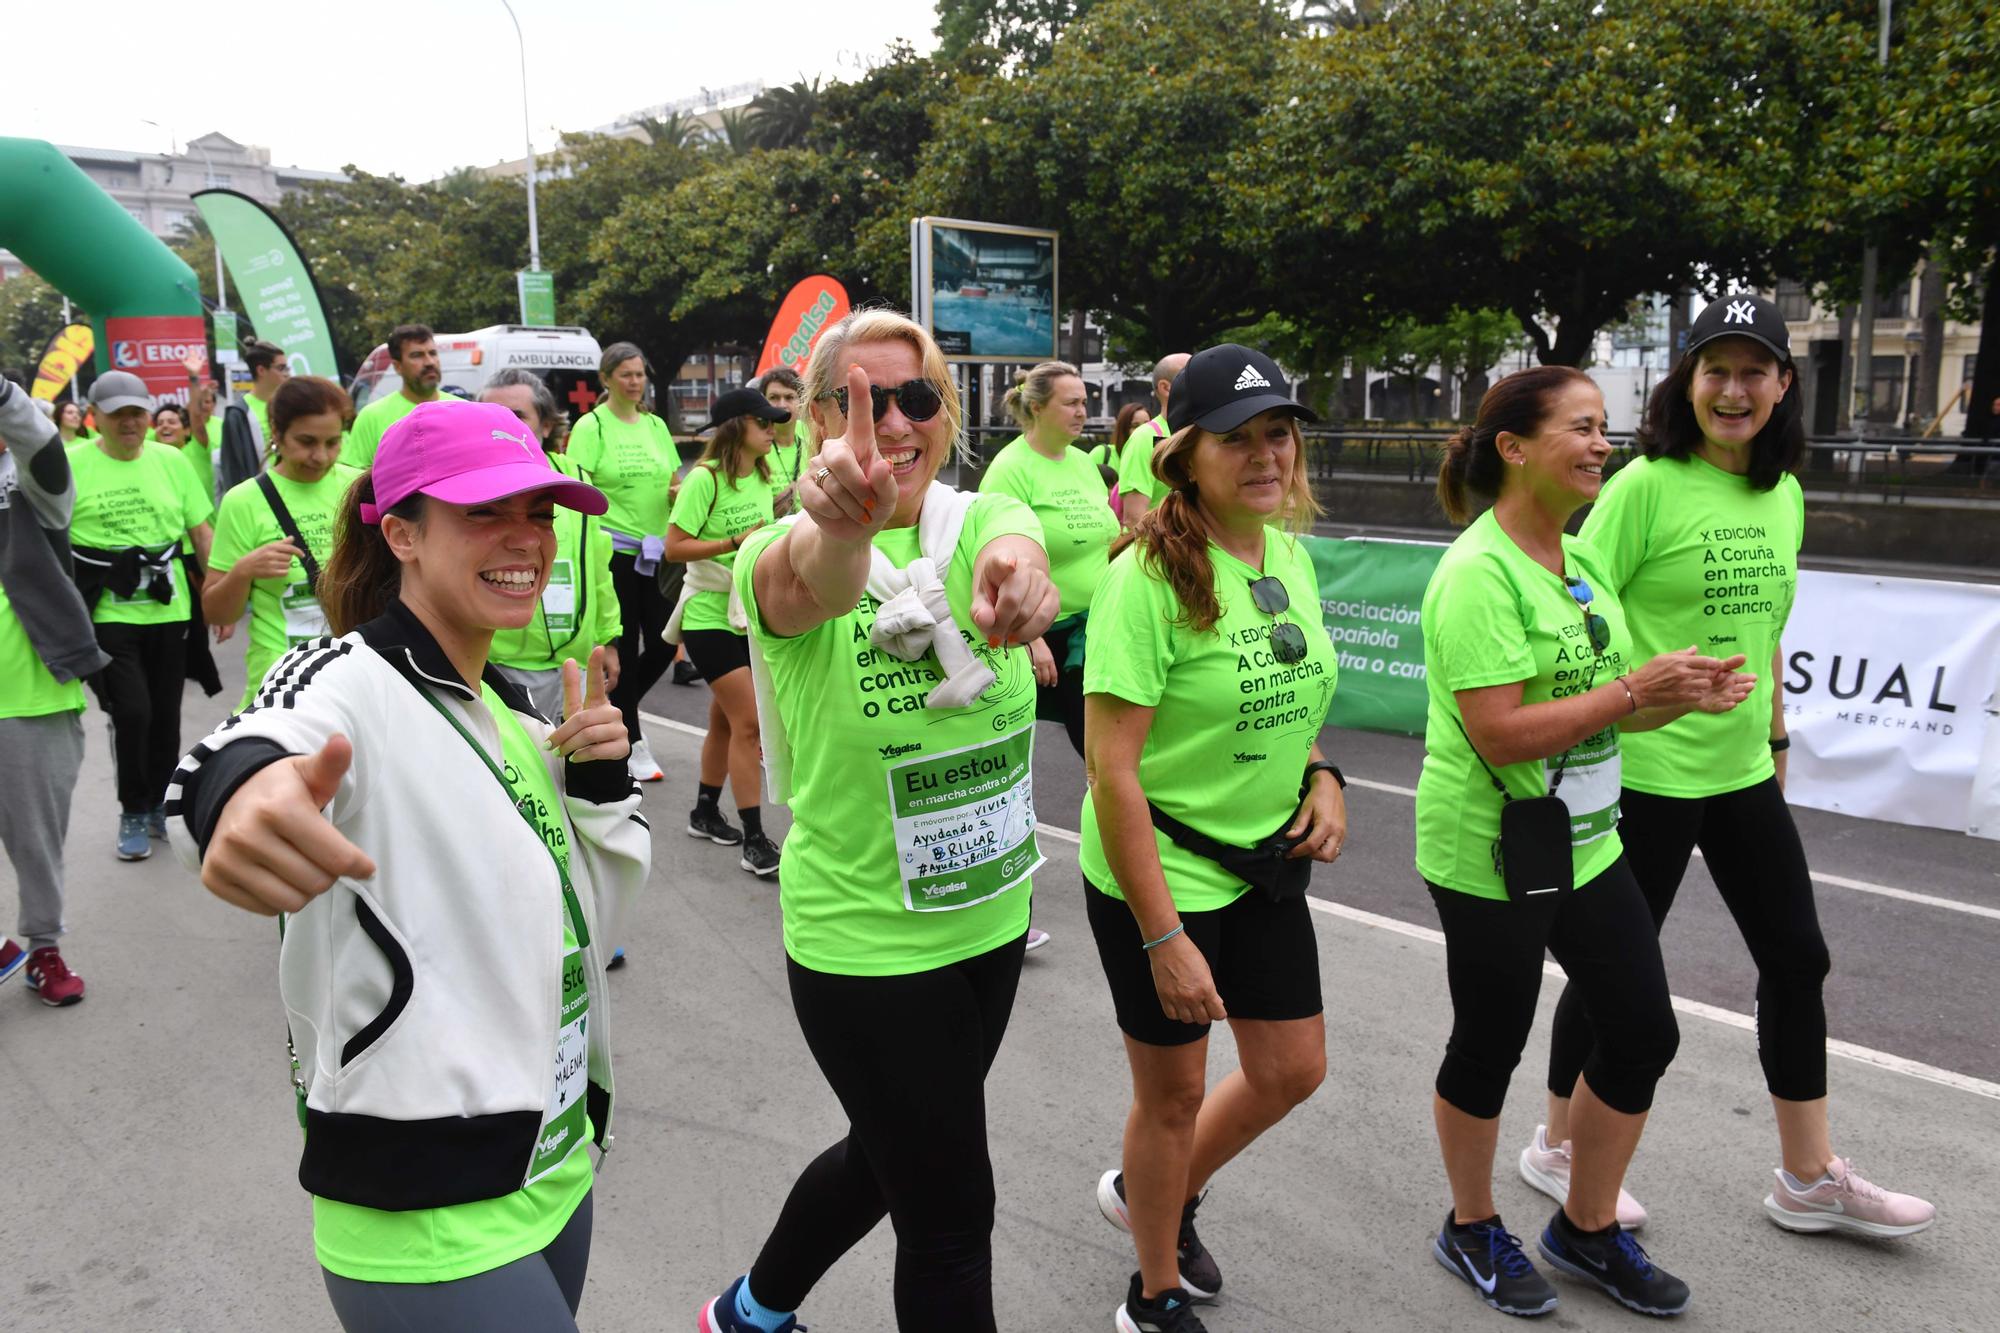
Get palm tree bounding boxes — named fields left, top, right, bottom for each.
left=633, top=112, right=704, bottom=151
left=747, top=77, right=822, bottom=150
left=712, top=106, right=760, bottom=156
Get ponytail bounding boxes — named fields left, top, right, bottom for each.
left=1437, top=365, right=1593, bottom=525
left=319, top=472, right=422, bottom=635
left=1004, top=360, right=1080, bottom=433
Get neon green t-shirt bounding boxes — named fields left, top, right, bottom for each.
left=66, top=440, right=213, bottom=626
left=245, top=393, right=273, bottom=447
left=341, top=389, right=454, bottom=470
left=978, top=436, right=1120, bottom=617
left=1078, top=532, right=1338, bottom=912
left=0, top=454, right=86, bottom=717
left=1116, top=418, right=1170, bottom=505
left=1416, top=511, right=1634, bottom=900
left=209, top=464, right=361, bottom=709
left=314, top=686, right=593, bottom=1283
left=1579, top=454, right=1802, bottom=798
left=735, top=494, right=1045, bottom=976
left=565, top=409, right=678, bottom=538
left=669, top=461, right=778, bottom=634
left=179, top=437, right=216, bottom=504
left=490, top=454, right=623, bottom=676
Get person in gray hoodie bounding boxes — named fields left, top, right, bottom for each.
left=0, top=375, right=112, bottom=1005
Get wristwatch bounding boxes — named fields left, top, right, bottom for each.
left=1301, top=760, right=1346, bottom=795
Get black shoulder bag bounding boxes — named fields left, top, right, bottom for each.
left=256, top=473, right=323, bottom=593
left=1457, top=719, right=1576, bottom=900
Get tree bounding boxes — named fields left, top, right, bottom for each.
left=904, top=0, right=1302, bottom=353
left=0, top=273, right=75, bottom=382
left=633, top=112, right=705, bottom=151
left=1235, top=0, right=1873, bottom=365
left=748, top=78, right=823, bottom=150
left=710, top=106, right=761, bottom=157
left=934, top=0, right=1102, bottom=69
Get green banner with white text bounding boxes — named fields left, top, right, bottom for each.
left=1302, top=535, right=1446, bottom=737
left=193, top=189, right=341, bottom=379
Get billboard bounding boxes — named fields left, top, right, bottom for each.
left=911, top=217, right=1057, bottom=363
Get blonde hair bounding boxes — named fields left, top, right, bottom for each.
left=1003, top=360, right=1081, bottom=431
left=800, top=307, right=965, bottom=463
left=1110, top=417, right=1322, bottom=634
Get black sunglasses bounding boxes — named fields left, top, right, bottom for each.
left=1249, top=576, right=1308, bottom=664
left=1564, top=576, right=1611, bottom=655
left=825, top=379, right=945, bottom=424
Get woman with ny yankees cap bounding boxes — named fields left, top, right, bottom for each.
left=1524, top=293, right=1936, bottom=1243
left=165, top=399, right=650, bottom=1331
left=1081, top=343, right=1343, bottom=1333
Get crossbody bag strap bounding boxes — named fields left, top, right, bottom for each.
left=255, top=472, right=323, bottom=594
left=413, top=684, right=591, bottom=948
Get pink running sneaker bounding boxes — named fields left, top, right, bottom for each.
left=1518, top=1124, right=1648, bottom=1230
left=1765, top=1158, right=1936, bottom=1237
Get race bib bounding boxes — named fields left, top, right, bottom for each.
left=1551, top=727, right=1621, bottom=847
left=541, top=558, right=577, bottom=635
left=282, top=581, right=328, bottom=644
left=889, top=726, right=1044, bottom=912
left=527, top=945, right=590, bottom=1184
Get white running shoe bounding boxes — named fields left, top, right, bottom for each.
left=1518, top=1123, right=1648, bottom=1230
left=627, top=738, right=664, bottom=782
left=1025, top=927, right=1051, bottom=952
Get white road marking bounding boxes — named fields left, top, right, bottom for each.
left=638, top=710, right=1999, bottom=1099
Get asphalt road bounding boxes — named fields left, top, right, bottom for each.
left=2, top=647, right=1994, bottom=1331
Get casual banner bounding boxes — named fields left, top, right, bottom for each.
left=1781, top=571, right=2000, bottom=834
left=32, top=322, right=93, bottom=401
left=104, top=314, right=208, bottom=408
left=756, top=276, right=850, bottom=376
left=193, top=189, right=341, bottom=379
left=1303, top=535, right=1444, bottom=736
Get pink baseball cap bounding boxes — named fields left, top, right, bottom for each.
left=360, top=400, right=607, bottom=523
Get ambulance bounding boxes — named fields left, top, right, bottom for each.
left=347, top=325, right=604, bottom=422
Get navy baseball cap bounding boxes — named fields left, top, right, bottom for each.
left=1687, top=294, right=1792, bottom=363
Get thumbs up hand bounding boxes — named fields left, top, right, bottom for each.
left=202, top=734, right=377, bottom=916
left=546, top=645, right=629, bottom=763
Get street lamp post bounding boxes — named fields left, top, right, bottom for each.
left=500, top=0, right=541, bottom=273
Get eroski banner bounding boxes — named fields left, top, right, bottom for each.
left=1780, top=571, right=2000, bottom=833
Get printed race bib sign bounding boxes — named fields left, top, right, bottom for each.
left=281, top=581, right=328, bottom=643
left=541, top=558, right=577, bottom=635
left=889, top=726, right=1043, bottom=912
left=1552, top=728, right=1621, bottom=845
left=528, top=946, right=590, bottom=1185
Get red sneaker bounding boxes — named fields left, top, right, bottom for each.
left=25, top=947, right=85, bottom=1006
left=0, top=938, right=26, bottom=987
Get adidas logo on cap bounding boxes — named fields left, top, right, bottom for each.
left=1234, top=363, right=1272, bottom=391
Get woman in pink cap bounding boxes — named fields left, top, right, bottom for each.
left=164, top=400, right=652, bottom=1331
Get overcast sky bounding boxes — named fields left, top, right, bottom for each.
left=11, top=0, right=940, bottom=182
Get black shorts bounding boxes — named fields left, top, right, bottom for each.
left=1084, top=878, right=1323, bottom=1047
left=680, top=627, right=750, bottom=683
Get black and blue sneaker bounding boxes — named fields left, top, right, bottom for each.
left=1115, top=1272, right=1209, bottom=1332
left=1537, top=1208, right=1690, bottom=1317
left=1432, top=1211, right=1558, bottom=1317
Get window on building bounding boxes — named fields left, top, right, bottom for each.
left=1865, top=355, right=1905, bottom=424
left=1775, top=279, right=1813, bottom=323
left=125, top=206, right=148, bottom=225
left=164, top=208, right=192, bottom=230
left=205, top=172, right=232, bottom=188
left=1875, top=273, right=1912, bottom=320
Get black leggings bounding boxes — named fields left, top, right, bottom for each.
left=749, top=933, right=1027, bottom=1331
left=1429, top=856, right=1679, bottom=1119
left=1550, top=780, right=1830, bottom=1102
left=323, top=1190, right=592, bottom=1332
left=607, top=552, right=676, bottom=743
left=1037, top=617, right=1086, bottom=757
left=88, top=619, right=189, bottom=813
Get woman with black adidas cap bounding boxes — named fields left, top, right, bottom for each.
left=1418, top=366, right=1757, bottom=1321
left=664, top=385, right=793, bottom=877
left=1081, top=344, right=1341, bottom=1333
left=1523, top=294, right=1936, bottom=1241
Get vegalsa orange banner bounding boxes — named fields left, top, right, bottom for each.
left=32, top=323, right=94, bottom=401
left=756, top=276, right=850, bottom=376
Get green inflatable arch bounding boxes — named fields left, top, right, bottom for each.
left=0, top=136, right=205, bottom=405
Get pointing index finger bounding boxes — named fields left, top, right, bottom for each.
left=845, top=363, right=877, bottom=466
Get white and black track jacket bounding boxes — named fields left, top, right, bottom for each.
left=167, top=600, right=651, bottom=1211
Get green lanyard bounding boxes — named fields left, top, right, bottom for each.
left=417, top=685, right=592, bottom=949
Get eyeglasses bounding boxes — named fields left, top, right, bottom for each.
left=1248, top=576, right=1308, bottom=664
left=1564, top=576, right=1611, bottom=655
left=825, top=379, right=945, bottom=424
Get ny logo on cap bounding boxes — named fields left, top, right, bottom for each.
left=1234, top=364, right=1272, bottom=392
left=1723, top=300, right=1757, bottom=326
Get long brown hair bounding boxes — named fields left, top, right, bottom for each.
left=1110, top=418, right=1321, bottom=634
left=1436, top=366, right=1594, bottom=524
left=320, top=472, right=422, bottom=635
left=694, top=414, right=772, bottom=489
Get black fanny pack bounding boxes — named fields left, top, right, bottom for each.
left=1147, top=801, right=1310, bottom=903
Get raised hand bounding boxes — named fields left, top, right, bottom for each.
left=202, top=734, right=376, bottom=916
left=547, top=645, right=629, bottom=762
left=797, top=364, right=899, bottom=545
left=970, top=544, right=1060, bottom=649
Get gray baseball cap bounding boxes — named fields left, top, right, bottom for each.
left=88, top=370, right=153, bottom=413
